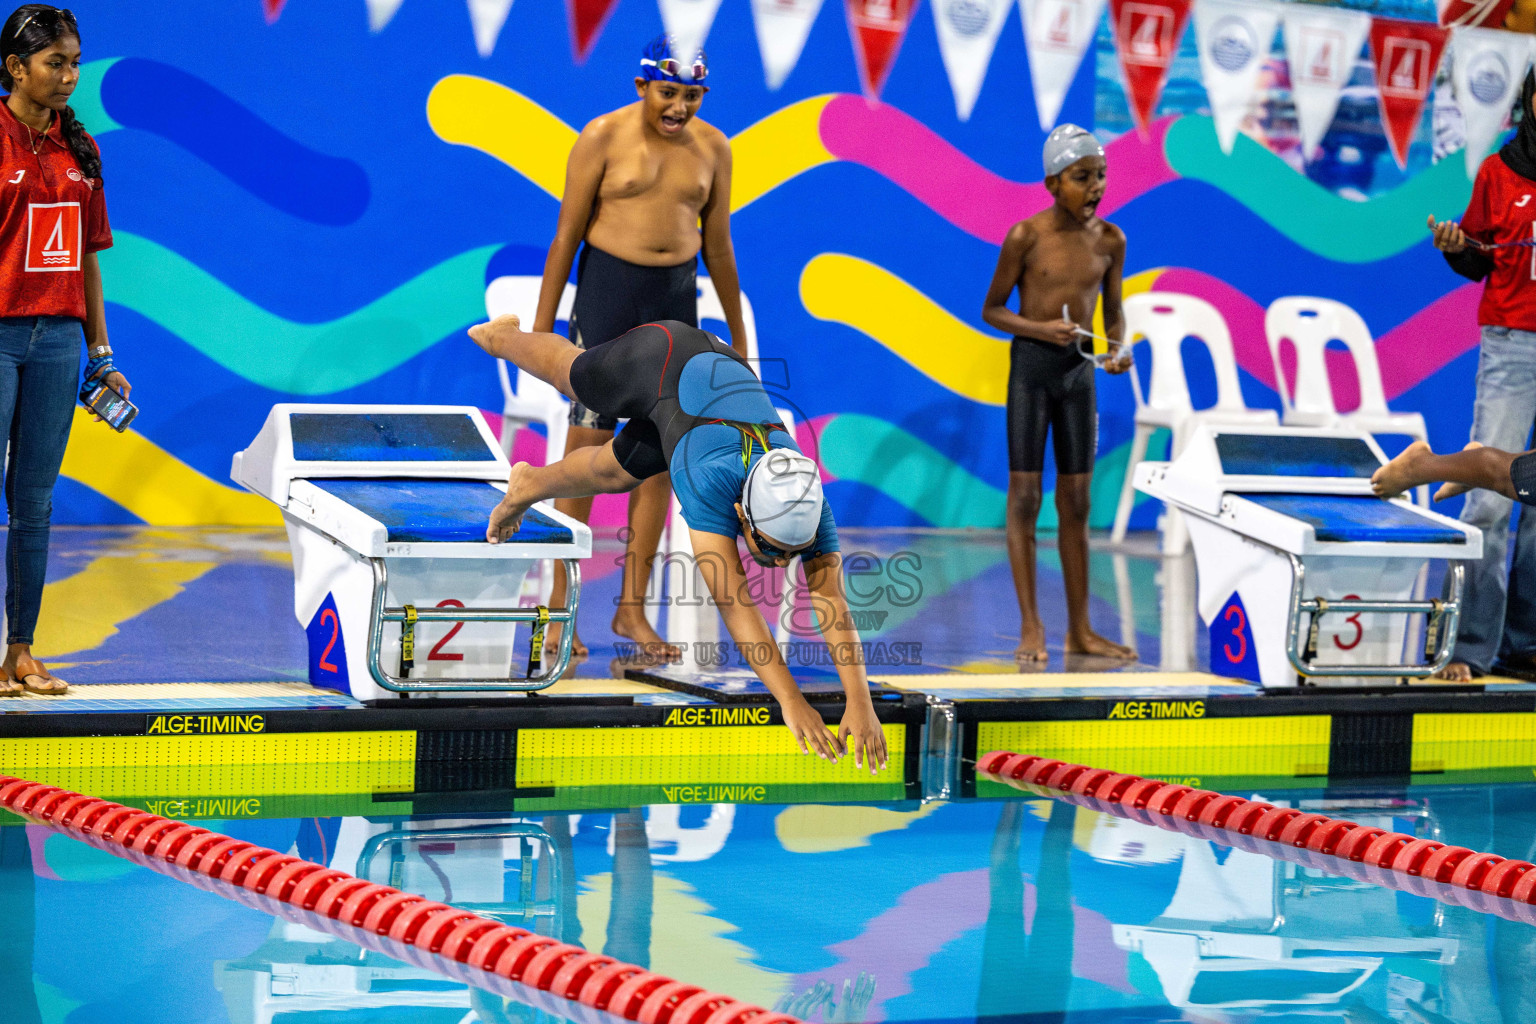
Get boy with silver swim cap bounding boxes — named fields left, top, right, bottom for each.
left=981, top=124, right=1137, bottom=665
left=466, top=315, right=888, bottom=772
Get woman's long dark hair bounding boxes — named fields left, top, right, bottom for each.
left=0, top=5, right=99, bottom=180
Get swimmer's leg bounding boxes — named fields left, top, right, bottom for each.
left=1055, top=472, right=1136, bottom=660
left=1372, top=440, right=1520, bottom=502
left=468, top=317, right=581, bottom=400
left=612, top=472, right=681, bottom=659
left=488, top=442, right=642, bottom=543
left=1006, top=471, right=1048, bottom=662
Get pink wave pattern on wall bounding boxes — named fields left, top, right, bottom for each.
left=1153, top=270, right=1482, bottom=409
left=817, top=98, right=1176, bottom=245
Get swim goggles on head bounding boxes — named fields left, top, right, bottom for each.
left=641, top=56, right=708, bottom=83
left=13, top=7, right=75, bottom=37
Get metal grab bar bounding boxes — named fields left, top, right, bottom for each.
left=365, top=557, right=582, bottom=692
left=1283, top=553, right=1464, bottom=681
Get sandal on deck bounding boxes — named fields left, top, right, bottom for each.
left=9, top=656, right=65, bottom=695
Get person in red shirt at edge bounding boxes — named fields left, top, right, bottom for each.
left=1425, top=69, right=1536, bottom=681
left=0, top=6, right=123, bottom=696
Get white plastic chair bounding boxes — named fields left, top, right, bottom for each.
left=1265, top=296, right=1428, bottom=504
left=1111, top=292, right=1279, bottom=553
left=483, top=275, right=574, bottom=464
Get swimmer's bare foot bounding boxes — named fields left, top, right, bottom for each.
left=612, top=607, right=682, bottom=661
left=1014, top=619, right=1048, bottom=663
left=1434, top=661, right=1472, bottom=683
left=487, top=463, right=536, bottom=543
left=544, top=622, right=588, bottom=659
left=1371, top=440, right=1431, bottom=499
left=1065, top=629, right=1137, bottom=660
left=467, top=313, right=523, bottom=361
left=1434, top=442, right=1483, bottom=501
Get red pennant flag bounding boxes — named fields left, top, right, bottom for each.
left=845, top=0, right=920, bottom=101
left=1437, top=0, right=1515, bottom=28
left=263, top=0, right=285, bottom=23
left=1368, top=17, right=1448, bottom=169
left=1108, top=0, right=1192, bottom=135
left=568, top=0, right=621, bottom=63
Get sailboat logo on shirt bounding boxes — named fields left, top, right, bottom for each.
left=23, top=202, right=80, bottom=272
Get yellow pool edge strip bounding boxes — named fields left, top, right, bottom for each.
left=0, top=730, right=417, bottom=774
left=1411, top=713, right=1536, bottom=773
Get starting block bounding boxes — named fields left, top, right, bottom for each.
left=1135, top=427, right=1480, bottom=687
left=232, top=405, right=591, bottom=700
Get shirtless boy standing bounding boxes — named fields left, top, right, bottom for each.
left=531, top=35, right=749, bottom=657
left=981, top=125, right=1136, bottom=664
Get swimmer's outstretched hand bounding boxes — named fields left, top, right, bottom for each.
left=1427, top=215, right=1468, bottom=254
left=468, top=314, right=523, bottom=360
left=839, top=701, right=888, bottom=774
left=782, top=699, right=841, bottom=762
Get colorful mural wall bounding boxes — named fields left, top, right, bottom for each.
left=55, top=1, right=1494, bottom=529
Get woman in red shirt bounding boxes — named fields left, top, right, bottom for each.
left=0, top=6, right=125, bottom=696
left=1426, top=68, right=1536, bottom=681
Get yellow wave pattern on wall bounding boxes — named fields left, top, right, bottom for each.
left=426, top=75, right=834, bottom=211
left=33, top=553, right=218, bottom=659
left=801, top=254, right=1163, bottom=405
left=60, top=409, right=280, bottom=526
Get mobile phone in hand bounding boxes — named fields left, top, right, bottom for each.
left=79, top=379, right=137, bottom=432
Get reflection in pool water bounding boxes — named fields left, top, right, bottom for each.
left=6, top=782, right=1536, bottom=1023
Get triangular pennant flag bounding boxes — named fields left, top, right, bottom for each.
left=1369, top=17, right=1449, bottom=168
left=1437, top=0, right=1516, bottom=29
left=1108, top=0, right=1192, bottom=134
left=263, top=0, right=286, bottom=23
left=1194, top=0, right=1281, bottom=153
left=1450, top=25, right=1530, bottom=177
left=845, top=0, right=921, bottom=100
left=1021, top=0, right=1108, bottom=130
left=468, top=0, right=515, bottom=57
left=1282, top=5, right=1371, bottom=159
left=569, top=0, right=621, bottom=63
left=933, top=0, right=1013, bottom=120
left=367, top=0, right=406, bottom=31
left=752, top=0, right=827, bottom=89
left=660, top=0, right=725, bottom=72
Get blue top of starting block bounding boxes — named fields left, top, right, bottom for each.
left=312, top=479, right=573, bottom=544
left=1245, top=494, right=1465, bottom=545
left=291, top=413, right=497, bottom=462
left=1216, top=434, right=1380, bottom=478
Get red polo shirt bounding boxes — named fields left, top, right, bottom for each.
left=0, top=99, right=111, bottom=322
left=1461, top=154, right=1536, bottom=332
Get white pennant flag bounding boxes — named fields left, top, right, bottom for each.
left=367, top=0, right=406, bottom=31
left=1451, top=26, right=1532, bottom=178
left=467, top=0, right=514, bottom=56
left=660, top=0, right=726, bottom=71
left=1194, top=0, right=1280, bottom=153
left=1021, top=0, right=1108, bottom=131
left=752, top=0, right=827, bottom=89
left=933, top=0, right=1014, bottom=120
left=1282, top=5, right=1371, bottom=159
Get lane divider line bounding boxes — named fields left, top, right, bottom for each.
left=977, top=751, right=1536, bottom=923
left=0, top=775, right=801, bottom=1024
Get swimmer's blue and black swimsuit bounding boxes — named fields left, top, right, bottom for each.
left=567, top=244, right=698, bottom=431
left=1007, top=335, right=1098, bottom=474
left=568, top=320, right=839, bottom=552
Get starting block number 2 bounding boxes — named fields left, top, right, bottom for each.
left=429, top=599, right=466, bottom=661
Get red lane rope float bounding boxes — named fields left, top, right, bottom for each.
left=976, top=751, right=1536, bottom=924
left=0, top=776, right=801, bottom=1024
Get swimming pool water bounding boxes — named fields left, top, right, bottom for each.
left=6, top=780, right=1536, bottom=1023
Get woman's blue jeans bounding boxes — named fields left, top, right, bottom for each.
left=0, top=316, right=81, bottom=646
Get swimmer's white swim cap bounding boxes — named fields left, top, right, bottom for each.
left=742, top=449, right=823, bottom=548
left=1043, top=124, right=1105, bottom=178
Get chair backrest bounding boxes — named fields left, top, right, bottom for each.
left=1264, top=297, right=1340, bottom=422
left=1266, top=296, right=1389, bottom=419
left=484, top=275, right=576, bottom=409
left=1122, top=292, right=1250, bottom=415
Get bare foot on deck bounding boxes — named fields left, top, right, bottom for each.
left=1434, top=661, right=1472, bottom=683
left=487, top=463, right=537, bottom=543
left=543, top=622, right=588, bottom=659
left=1014, top=619, right=1048, bottom=663
left=1434, top=442, right=1483, bottom=501
left=1065, top=629, right=1137, bottom=660
left=612, top=607, right=682, bottom=661
left=1371, top=440, right=1431, bottom=499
